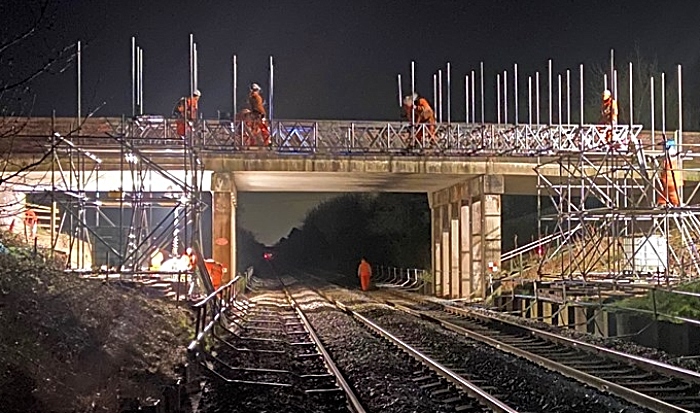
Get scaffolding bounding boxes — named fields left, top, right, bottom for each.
left=31, top=37, right=206, bottom=279
left=534, top=65, right=700, bottom=286
left=38, top=115, right=205, bottom=277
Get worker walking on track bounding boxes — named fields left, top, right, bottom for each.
left=358, top=258, right=372, bottom=291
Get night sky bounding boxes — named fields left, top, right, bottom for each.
left=4, top=0, right=700, bottom=120
left=3, top=0, right=700, bottom=244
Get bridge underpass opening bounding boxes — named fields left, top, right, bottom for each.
left=216, top=171, right=545, bottom=300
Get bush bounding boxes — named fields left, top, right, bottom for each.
left=0, top=231, right=191, bottom=412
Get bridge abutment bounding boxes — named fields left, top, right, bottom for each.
left=211, top=172, right=237, bottom=282
left=429, top=175, right=503, bottom=299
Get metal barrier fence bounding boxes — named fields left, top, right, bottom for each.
left=188, top=272, right=249, bottom=351
left=374, top=265, right=430, bottom=294
left=69, top=117, right=643, bottom=156
left=202, top=120, right=642, bottom=155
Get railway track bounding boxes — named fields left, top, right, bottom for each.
left=194, top=278, right=363, bottom=412
left=375, top=290, right=700, bottom=413
left=286, top=280, right=519, bottom=413
left=196, top=275, right=518, bottom=412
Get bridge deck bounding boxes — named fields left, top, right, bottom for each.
left=5, top=117, right=700, bottom=193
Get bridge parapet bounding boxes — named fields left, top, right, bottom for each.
left=10, top=116, right=654, bottom=157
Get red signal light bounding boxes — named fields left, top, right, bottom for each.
left=263, top=252, right=273, bottom=261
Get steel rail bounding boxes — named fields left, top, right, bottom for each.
left=326, top=297, right=520, bottom=413
left=443, top=303, right=700, bottom=385
left=381, top=294, right=693, bottom=413
left=283, top=286, right=367, bottom=413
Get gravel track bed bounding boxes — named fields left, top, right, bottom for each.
left=199, top=290, right=348, bottom=413
left=465, top=304, right=700, bottom=372
left=360, top=306, right=650, bottom=413
left=328, top=272, right=700, bottom=373
left=315, top=285, right=649, bottom=413
left=298, top=293, right=465, bottom=413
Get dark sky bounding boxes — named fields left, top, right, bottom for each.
left=4, top=0, right=700, bottom=244
left=238, top=192, right=338, bottom=246
left=4, top=0, right=700, bottom=120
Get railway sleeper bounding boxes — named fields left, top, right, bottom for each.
left=431, top=387, right=454, bottom=397
left=305, top=387, right=343, bottom=394
left=246, top=318, right=283, bottom=324
left=420, top=380, right=444, bottom=390
left=412, top=374, right=435, bottom=382
left=575, top=365, right=638, bottom=375
left=635, top=384, right=693, bottom=393
left=548, top=351, right=593, bottom=360
left=296, top=352, right=322, bottom=359
left=598, top=371, right=653, bottom=381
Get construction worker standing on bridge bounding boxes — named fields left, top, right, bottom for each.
left=174, top=89, right=201, bottom=137
left=413, top=94, right=437, bottom=147
left=248, top=83, right=271, bottom=147
left=601, top=89, right=618, bottom=145
left=358, top=258, right=372, bottom=291
left=658, top=139, right=682, bottom=207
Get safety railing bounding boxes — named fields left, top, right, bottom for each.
left=18, top=117, right=645, bottom=158
left=500, top=224, right=583, bottom=278
left=199, top=120, right=643, bottom=156
left=374, top=265, right=430, bottom=294
left=187, top=272, right=249, bottom=351
left=502, top=281, right=700, bottom=345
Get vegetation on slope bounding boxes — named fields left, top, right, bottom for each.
left=614, top=281, right=700, bottom=321
left=0, top=231, right=191, bottom=412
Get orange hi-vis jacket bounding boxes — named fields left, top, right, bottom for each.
left=176, top=96, right=199, bottom=121
left=601, top=98, right=618, bottom=124
left=358, top=260, right=372, bottom=277
left=248, top=91, right=266, bottom=117
left=415, top=98, right=435, bottom=124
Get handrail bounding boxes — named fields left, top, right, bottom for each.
left=501, top=224, right=581, bottom=262
left=18, top=117, right=647, bottom=157
left=188, top=273, right=249, bottom=351
left=374, top=265, right=429, bottom=293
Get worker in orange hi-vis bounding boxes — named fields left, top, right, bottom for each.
left=149, top=248, right=164, bottom=271
left=357, top=258, right=372, bottom=291
left=248, top=83, right=271, bottom=147
left=186, top=247, right=197, bottom=270
left=174, top=89, right=201, bottom=137
left=601, top=89, right=618, bottom=144
left=24, top=209, right=38, bottom=240
left=413, top=94, right=437, bottom=147
left=658, top=141, right=682, bottom=207
left=401, top=95, right=413, bottom=122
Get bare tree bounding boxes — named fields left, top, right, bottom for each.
left=0, top=0, right=79, bottom=230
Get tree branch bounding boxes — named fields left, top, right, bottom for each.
left=0, top=0, right=48, bottom=55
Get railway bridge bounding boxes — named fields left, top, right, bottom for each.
left=6, top=115, right=700, bottom=298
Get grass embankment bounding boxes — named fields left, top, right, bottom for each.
left=614, top=281, right=700, bottom=321
left=0, top=232, right=192, bottom=412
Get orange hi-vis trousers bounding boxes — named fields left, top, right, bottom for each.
left=360, top=274, right=370, bottom=291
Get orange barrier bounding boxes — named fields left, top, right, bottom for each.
left=204, top=259, right=224, bottom=290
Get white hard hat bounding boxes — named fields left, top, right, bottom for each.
left=602, top=89, right=611, bottom=99
left=193, top=89, right=201, bottom=97
left=250, top=83, right=261, bottom=91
